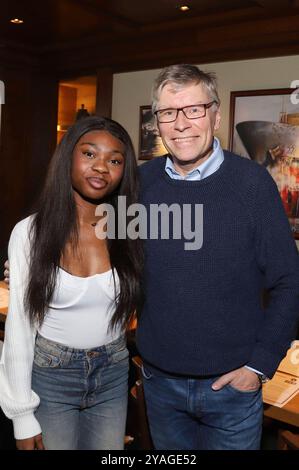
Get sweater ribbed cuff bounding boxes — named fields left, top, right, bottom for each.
left=13, top=413, right=42, bottom=440
left=247, top=345, right=284, bottom=379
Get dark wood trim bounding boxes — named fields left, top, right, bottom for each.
left=70, top=0, right=139, bottom=30
left=0, top=44, right=39, bottom=69
left=1, top=4, right=299, bottom=76
left=0, top=69, right=59, bottom=267
left=96, top=68, right=113, bottom=118
left=254, top=0, right=290, bottom=7
left=1, top=8, right=298, bottom=77
left=40, top=10, right=299, bottom=75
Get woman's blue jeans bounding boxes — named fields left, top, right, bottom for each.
left=142, top=366, right=263, bottom=450
left=32, top=333, right=129, bottom=450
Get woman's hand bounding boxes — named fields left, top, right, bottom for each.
left=4, top=260, right=9, bottom=288
left=16, top=433, right=45, bottom=450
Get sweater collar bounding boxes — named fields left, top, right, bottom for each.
left=165, top=137, right=224, bottom=181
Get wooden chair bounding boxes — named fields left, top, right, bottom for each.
left=126, top=355, right=153, bottom=450
left=132, top=355, right=143, bottom=381
left=277, top=429, right=299, bottom=450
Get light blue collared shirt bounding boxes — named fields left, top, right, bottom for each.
left=165, top=137, right=224, bottom=181
left=164, top=137, right=265, bottom=379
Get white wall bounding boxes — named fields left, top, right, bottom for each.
left=112, top=69, right=158, bottom=155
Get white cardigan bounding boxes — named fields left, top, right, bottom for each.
left=0, top=216, right=41, bottom=440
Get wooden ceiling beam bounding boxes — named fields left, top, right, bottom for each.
left=41, top=11, right=299, bottom=75
left=111, top=44, right=299, bottom=74
left=68, top=0, right=139, bottom=31
left=253, top=0, right=293, bottom=8
left=36, top=4, right=296, bottom=55
left=139, top=5, right=277, bottom=34
left=194, top=13, right=299, bottom=44
left=38, top=30, right=299, bottom=76
left=0, top=41, right=39, bottom=69
left=3, top=4, right=299, bottom=75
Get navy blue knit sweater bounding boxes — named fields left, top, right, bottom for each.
left=136, top=151, right=299, bottom=378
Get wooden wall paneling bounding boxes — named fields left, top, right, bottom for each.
left=96, top=68, right=113, bottom=118
left=58, top=85, right=77, bottom=127
left=0, top=67, right=32, bottom=267
left=24, top=73, right=59, bottom=214
left=42, top=10, right=299, bottom=75
left=0, top=66, right=58, bottom=269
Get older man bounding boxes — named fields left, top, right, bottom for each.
left=136, top=64, right=299, bottom=450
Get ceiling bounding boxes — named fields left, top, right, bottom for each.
left=1, top=0, right=299, bottom=74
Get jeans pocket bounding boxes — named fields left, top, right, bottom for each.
left=226, top=383, right=261, bottom=394
left=111, top=344, right=129, bottom=364
left=33, top=348, right=61, bottom=368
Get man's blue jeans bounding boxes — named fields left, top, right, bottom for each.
left=142, top=366, right=263, bottom=450
left=32, top=333, right=128, bottom=450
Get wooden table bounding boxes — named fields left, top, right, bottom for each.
left=264, top=393, right=299, bottom=427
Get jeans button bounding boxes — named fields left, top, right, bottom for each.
left=87, top=351, right=99, bottom=358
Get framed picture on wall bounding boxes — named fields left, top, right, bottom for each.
left=139, top=105, right=167, bottom=160
left=229, top=88, right=299, bottom=238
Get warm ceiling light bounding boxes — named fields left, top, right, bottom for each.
left=180, top=5, right=190, bottom=11
left=10, top=18, right=24, bottom=24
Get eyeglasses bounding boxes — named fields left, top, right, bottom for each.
left=154, top=101, right=217, bottom=123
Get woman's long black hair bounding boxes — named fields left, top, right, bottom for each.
left=25, top=115, right=143, bottom=330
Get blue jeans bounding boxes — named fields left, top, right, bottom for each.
left=142, top=366, right=263, bottom=450
left=32, top=333, right=129, bottom=450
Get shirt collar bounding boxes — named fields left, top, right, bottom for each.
left=165, top=137, right=224, bottom=181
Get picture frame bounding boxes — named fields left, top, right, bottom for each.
left=138, top=105, right=167, bottom=160
left=229, top=88, right=299, bottom=238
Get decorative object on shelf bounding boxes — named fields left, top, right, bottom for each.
left=76, top=104, right=90, bottom=121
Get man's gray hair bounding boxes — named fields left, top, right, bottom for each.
left=152, top=64, right=220, bottom=113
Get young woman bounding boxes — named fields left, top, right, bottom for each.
left=0, top=116, right=143, bottom=450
